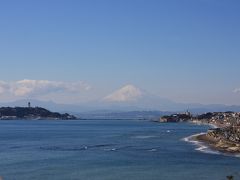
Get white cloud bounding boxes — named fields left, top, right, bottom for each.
left=233, top=88, right=240, bottom=94
left=0, top=81, right=8, bottom=94
left=0, top=79, right=91, bottom=97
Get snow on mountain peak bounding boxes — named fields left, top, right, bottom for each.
left=103, top=84, right=144, bottom=102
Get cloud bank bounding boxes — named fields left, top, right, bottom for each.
left=0, top=79, right=91, bottom=98
left=233, top=88, right=240, bottom=94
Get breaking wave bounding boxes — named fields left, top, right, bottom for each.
left=183, top=133, right=220, bottom=155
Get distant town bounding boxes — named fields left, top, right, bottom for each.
left=160, top=111, right=240, bottom=153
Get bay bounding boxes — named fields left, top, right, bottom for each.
left=0, top=120, right=239, bottom=180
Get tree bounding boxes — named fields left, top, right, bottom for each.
left=226, top=175, right=234, bottom=180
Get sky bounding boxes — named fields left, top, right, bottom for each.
left=0, top=0, right=240, bottom=105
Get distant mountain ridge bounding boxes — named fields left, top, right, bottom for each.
left=1, top=85, right=240, bottom=116
left=78, top=110, right=173, bottom=120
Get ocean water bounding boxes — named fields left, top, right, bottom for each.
left=0, top=120, right=239, bottom=180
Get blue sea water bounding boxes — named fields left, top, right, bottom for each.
left=0, top=120, right=239, bottom=180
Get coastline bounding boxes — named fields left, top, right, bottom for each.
left=186, top=121, right=240, bottom=155
left=183, top=120, right=240, bottom=156
left=185, top=131, right=240, bottom=156
left=183, top=133, right=220, bottom=155
left=190, top=120, right=221, bottom=129
left=194, top=133, right=240, bottom=154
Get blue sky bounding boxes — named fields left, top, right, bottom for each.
left=0, top=0, right=240, bottom=105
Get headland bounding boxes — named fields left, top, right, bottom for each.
left=159, top=111, right=240, bottom=154
left=0, top=106, right=77, bottom=120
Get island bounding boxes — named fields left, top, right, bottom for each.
left=159, top=111, right=240, bottom=154
left=0, top=106, right=77, bottom=120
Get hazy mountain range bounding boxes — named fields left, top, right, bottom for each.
left=0, top=85, right=240, bottom=118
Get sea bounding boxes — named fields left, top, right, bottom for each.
left=0, top=119, right=239, bottom=180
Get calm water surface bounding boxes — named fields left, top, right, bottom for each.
left=0, top=120, right=239, bottom=180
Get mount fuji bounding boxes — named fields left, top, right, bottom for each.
left=1, top=85, right=240, bottom=115
left=97, top=84, right=240, bottom=113
left=100, top=84, right=185, bottom=111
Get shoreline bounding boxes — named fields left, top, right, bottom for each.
left=187, top=121, right=240, bottom=155
left=185, top=132, right=240, bottom=156
left=183, top=133, right=221, bottom=155
left=184, top=119, right=240, bottom=156
left=190, top=120, right=222, bottom=129
left=195, top=133, right=240, bottom=154
left=162, top=111, right=240, bottom=157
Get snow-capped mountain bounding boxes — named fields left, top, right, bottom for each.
left=1, top=85, right=240, bottom=114
left=103, top=84, right=144, bottom=102
left=101, top=84, right=182, bottom=111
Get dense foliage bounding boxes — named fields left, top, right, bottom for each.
left=0, top=107, right=76, bottom=119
